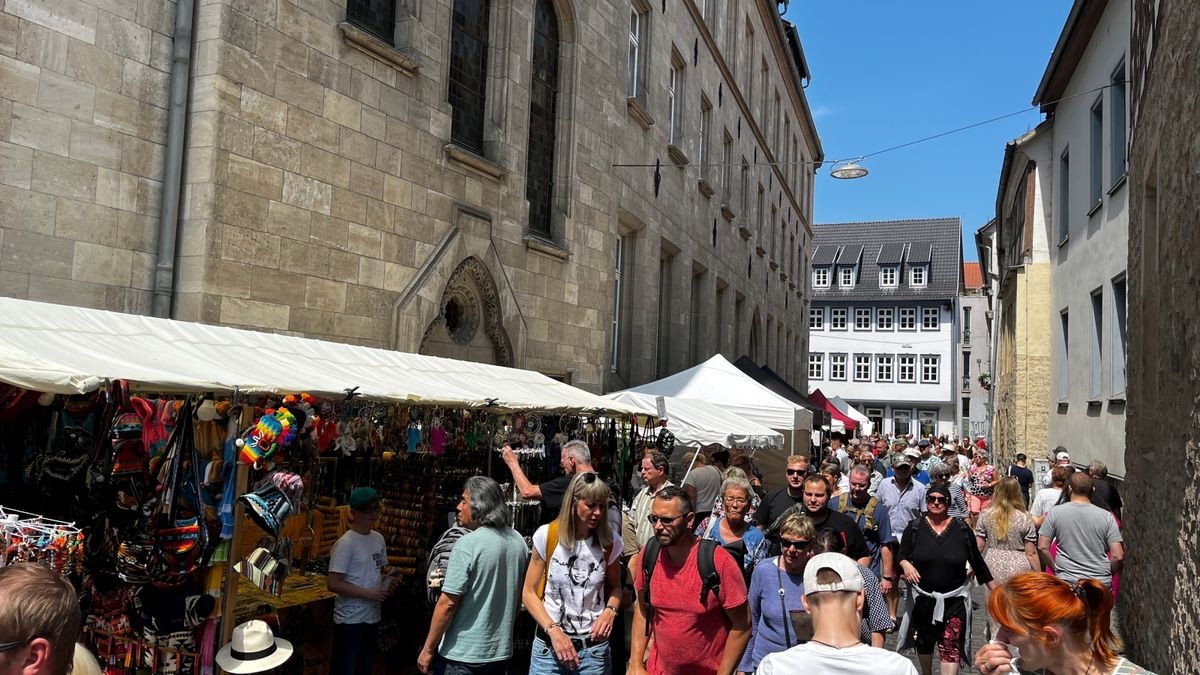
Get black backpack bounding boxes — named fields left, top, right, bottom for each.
left=639, top=538, right=722, bottom=612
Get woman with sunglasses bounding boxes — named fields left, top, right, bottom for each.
left=897, top=484, right=996, bottom=675
left=928, top=463, right=969, bottom=520
left=522, top=472, right=622, bottom=674
left=737, top=512, right=816, bottom=674
left=697, top=474, right=769, bottom=581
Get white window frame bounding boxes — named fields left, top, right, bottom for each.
left=854, top=307, right=872, bottom=330
left=920, top=354, right=940, bottom=384
left=879, top=266, right=898, bottom=287
left=876, top=307, right=894, bottom=330
left=830, top=307, right=848, bottom=330
left=830, top=354, right=847, bottom=381
left=611, top=235, right=624, bottom=370
left=922, top=306, right=940, bottom=330
left=876, top=354, right=893, bottom=382
left=698, top=95, right=711, bottom=181
left=839, top=266, right=855, bottom=288
left=1090, top=287, right=1104, bottom=398
left=897, top=355, right=916, bottom=383
left=894, top=409, right=912, bottom=436
left=809, top=307, right=824, bottom=330
left=909, top=265, right=927, bottom=287
left=668, top=59, right=683, bottom=145
left=1110, top=61, right=1127, bottom=186
left=808, top=352, right=824, bottom=379
left=628, top=4, right=647, bottom=99
left=854, top=354, right=871, bottom=381
left=813, top=267, right=830, bottom=288
left=899, top=307, right=917, bottom=330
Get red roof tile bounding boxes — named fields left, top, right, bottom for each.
left=963, top=262, right=983, bottom=289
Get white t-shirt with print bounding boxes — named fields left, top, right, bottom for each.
left=757, top=642, right=918, bottom=675
left=329, top=529, right=387, bottom=624
left=532, top=524, right=621, bottom=638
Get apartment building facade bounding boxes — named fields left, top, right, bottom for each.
left=957, top=262, right=991, bottom=440
left=807, top=218, right=962, bottom=439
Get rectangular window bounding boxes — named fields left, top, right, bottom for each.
left=963, top=306, right=972, bottom=341
left=715, top=282, right=726, bottom=356
left=668, top=59, right=683, bottom=145
left=756, top=185, right=765, bottom=241
left=611, top=235, right=624, bottom=370
left=854, top=354, right=871, bottom=381
left=813, top=267, right=830, bottom=288
left=877, top=308, right=894, bottom=330
left=894, top=409, right=912, bottom=437
left=1090, top=96, right=1103, bottom=206
left=830, top=354, right=847, bottom=381
left=880, top=266, right=897, bottom=287
left=1058, top=310, right=1070, bottom=400
left=699, top=96, right=711, bottom=181
left=855, top=308, right=871, bottom=330
left=922, top=306, right=940, bottom=330
left=734, top=293, right=744, bottom=356
left=740, top=160, right=749, bottom=214
left=656, top=251, right=674, bottom=378
left=899, top=307, right=917, bottom=330
left=448, top=0, right=491, bottom=153
left=1112, top=276, right=1127, bottom=395
left=1059, top=149, right=1071, bottom=244
left=721, top=132, right=733, bottom=204
left=628, top=5, right=646, bottom=98
left=1111, top=61, right=1127, bottom=185
left=808, top=353, right=824, bottom=379
left=918, top=410, right=937, bottom=437
left=898, top=355, right=916, bottom=383
left=830, top=307, right=847, bottom=330
left=910, top=265, right=927, bottom=287
left=809, top=307, right=824, bottom=330
left=962, top=396, right=971, bottom=418
left=839, top=267, right=855, bottom=287
left=876, top=354, right=893, bottom=382
left=921, top=355, right=940, bottom=383
left=1090, top=288, right=1103, bottom=397
left=346, top=0, right=396, bottom=44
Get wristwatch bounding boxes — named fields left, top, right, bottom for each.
left=604, top=604, right=619, bottom=614
left=883, top=576, right=896, bottom=581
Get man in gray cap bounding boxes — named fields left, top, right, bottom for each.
left=875, top=448, right=926, bottom=623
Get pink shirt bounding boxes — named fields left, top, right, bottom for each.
left=636, top=542, right=749, bottom=674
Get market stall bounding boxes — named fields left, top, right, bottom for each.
left=602, top=391, right=783, bottom=451
left=0, top=298, right=644, bottom=674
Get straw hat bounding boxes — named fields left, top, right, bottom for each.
left=216, top=620, right=293, bottom=674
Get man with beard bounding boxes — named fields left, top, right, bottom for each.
left=629, top=486, right=750, bottom=675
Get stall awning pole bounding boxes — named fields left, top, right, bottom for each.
left=220, top=463, right=250, bottom=654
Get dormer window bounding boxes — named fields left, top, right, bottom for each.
left=910, top=265, right=927, bottom=287
left=813, top=267, right=830, bottom=288
left=880, top=265, right=898, bottom=287
left=839, top=266, right=856, bottom=288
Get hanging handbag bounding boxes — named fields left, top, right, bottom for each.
left=148, top=399, right=210, bottom=589
left=776, top=558, right=814, bottom=647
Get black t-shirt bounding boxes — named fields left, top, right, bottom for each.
left=755, top=487, right=803, bottom=529
left=539, top=474, right=571, bottom=523
left=1007, top=464, right=1034, bottom=503
left=809, top=508, right=872, bottom=562
left=1091, top=479, right=1123, bottom=514
left=899, top=517, right=993, bottom=593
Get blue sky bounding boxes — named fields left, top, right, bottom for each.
left=787, top=2, right=1073, bottom=261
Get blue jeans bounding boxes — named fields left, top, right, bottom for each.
left=529, top=634, right=611, bottom=675
left=330, top=622, right=378, bottom=675
left=433, top=655, right=510, bottom=674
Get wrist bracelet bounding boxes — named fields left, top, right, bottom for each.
left=604, top=605, right=619, bottom=614
left=547, top=622, right=562, bottom=632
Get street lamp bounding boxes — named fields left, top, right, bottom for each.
left=830, top=158, right=869, bottom=180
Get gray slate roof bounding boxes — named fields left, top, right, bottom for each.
left=810, top=218, right=962, bottom=302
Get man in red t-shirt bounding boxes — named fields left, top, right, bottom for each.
left=629, top=486, right=750, bottom=675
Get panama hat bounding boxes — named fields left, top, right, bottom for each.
left=216, top=620, right=293, bottom=674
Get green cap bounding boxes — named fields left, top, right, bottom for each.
left=349, top=487, right=380, bottom=511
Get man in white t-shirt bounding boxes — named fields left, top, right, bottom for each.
left=756, top=553, right=917, bottom=675
left=326, top=487, right=394, bottom=675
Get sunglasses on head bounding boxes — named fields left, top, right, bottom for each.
left=0, top=636, right=35, bottom=653
left=926, top=495, right=949, bottom=504
left=579, top=472, right=599, bottom=484
left=780, top=538, right=811, bottom=551
left=646, top=513, right=686, bottom=526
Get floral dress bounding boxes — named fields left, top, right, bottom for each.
left=966, top=463, right=996, bottom=497
left=974, top=509, right=1037, bottom=585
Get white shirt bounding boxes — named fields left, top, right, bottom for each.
left=532, top=525, right=621, bottom=637
left=1031, top=487, right=1062, bottom=518
left=757, top=641, right=919, bottom=675
left=329, top=529, right=387, bottom=624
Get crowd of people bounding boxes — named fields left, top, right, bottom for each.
left=0, top=434, right=1150, bottom=675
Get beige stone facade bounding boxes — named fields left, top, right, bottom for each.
left=1121, top=0, right=1200, bottom=671
left=0, top=0, right=818, bottom=394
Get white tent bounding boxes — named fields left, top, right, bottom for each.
left=0, top=298, right=643, bottom=415
left=829, top=396, right=874, bottom=436
left=621, top=354, right=813, bottom=436
left=603, top=392, right=783, bottom=450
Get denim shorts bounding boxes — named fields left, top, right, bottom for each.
left=529, top=634, right=611, bottom=675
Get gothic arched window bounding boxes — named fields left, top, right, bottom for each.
left=526, top=0, right=560, bottom=238
left=449, top=0, right=490, bottom=153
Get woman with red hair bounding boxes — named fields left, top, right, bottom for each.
left=975, top=572, right=1154, bottom=674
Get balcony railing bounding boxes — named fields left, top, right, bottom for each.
left=961, top=375, right=971, bottom=391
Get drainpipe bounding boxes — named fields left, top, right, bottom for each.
left=152, top=0, right=197, bottom=318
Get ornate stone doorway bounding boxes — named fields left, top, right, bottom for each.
left=418, top=257, right=514, bottom=366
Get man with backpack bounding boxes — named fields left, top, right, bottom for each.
left=833, top=465, right=896, bottom=597
left=629, top=486, right=749, bottom=675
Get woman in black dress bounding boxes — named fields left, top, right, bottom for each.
left=897, top=484, right=996, bottom=675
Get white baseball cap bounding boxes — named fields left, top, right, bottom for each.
left=1056, top=451, right=1071, bottom=462
left=803, top=553, right=864, bottom=595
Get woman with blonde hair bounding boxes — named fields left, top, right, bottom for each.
left=522, top=472, right=622, bottom=674
left=974, top=477, right=1039, bottom=635
left=739, top=511, right=817, bottom=673
left=975, top=573, right=1154, bottom=674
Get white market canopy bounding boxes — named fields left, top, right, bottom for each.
left=829, top=396, right=874, bottom=436
left=603, top=392, right=784, bottom=450
left=620, top=354, right=813, bottom=433
left=0, top=298, right=644, bottom=415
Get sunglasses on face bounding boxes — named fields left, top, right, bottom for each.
left=926, top=496, right=949, bottom=504
left=786, top=468, right=806, bottom=476
left=0, top=637, right=35, bottom=653
left=646, top=513, right=686, bottom=526
left=780, top=538, right=811, bottom=551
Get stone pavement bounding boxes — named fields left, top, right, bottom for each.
left=883, top=581, right=993, bottom=673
